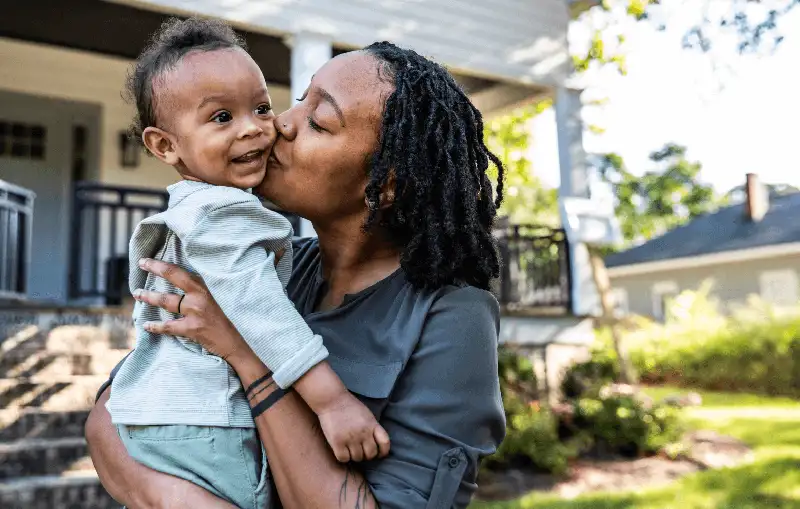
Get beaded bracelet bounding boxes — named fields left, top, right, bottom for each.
left=250, top=387, right=293, bottom=419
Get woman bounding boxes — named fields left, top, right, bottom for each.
left=86, top=41, right=506, bottom=509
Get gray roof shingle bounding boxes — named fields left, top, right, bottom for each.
left=605, top=192, right=800, bottom=268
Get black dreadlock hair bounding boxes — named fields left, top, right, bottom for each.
left=363, top=42, right=505, bottom=291
left=124, top=17, right=247, bottom=145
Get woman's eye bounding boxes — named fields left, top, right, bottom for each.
left=307, top=116, right=324, bottom=132
left=255, top=104, right=272, bottom=115
left=211, top=111, right=232, bottom=123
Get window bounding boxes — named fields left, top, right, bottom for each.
left=759, top=270, right=799, bottom=306
left=610, top=287, right=629, bottom=317
left=0, top=121, right=47, bottom=160
left=651, top=281, right=678, bottom=321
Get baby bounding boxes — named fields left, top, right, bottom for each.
left=106, top=18, right=388, bottom=508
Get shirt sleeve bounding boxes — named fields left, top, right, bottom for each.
left=365, top=286, right=506, bottom=508
left=177, top=199, right=328, bottom=388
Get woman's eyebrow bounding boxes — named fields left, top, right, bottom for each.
left=316, top=87, right=346, bottom=127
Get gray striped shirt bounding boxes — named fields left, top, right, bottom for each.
left=107, top=181, right=328, bottom=427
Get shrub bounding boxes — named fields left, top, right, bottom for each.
left=596, top=287, right=800, bottom=397
left=569, top=385, right=683, bottom=457
left=486, top=346, right=576, bottom=474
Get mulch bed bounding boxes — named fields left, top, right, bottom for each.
left=477, top=430, right=754, bottom=501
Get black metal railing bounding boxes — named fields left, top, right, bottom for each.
left=69, top=182, right=169, bottom=304
left=496, top=224, right=571, bottom=311
left=69, top=182, right=302, bottom=305
left=0, top=180, right=35, bottom=301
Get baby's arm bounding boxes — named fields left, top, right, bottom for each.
left=172, top=194, right=389, bottom=461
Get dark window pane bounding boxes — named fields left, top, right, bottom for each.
left=31, top=125, right=46, bottom=141
left=0, top=122, right=8, bottom=135
left=30, top=144, right=45, bottom=159
left=0, top=138, right=6, bottom=155
left=11, top=141, right=28, bottom=157
left=11, top=123, right=28, bottom=137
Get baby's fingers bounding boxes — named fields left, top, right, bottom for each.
left=332, top=444, right=351, bottom=463
left=362, top=435, right=379, bottom=461
left=374, top=425, right=391, bottom=458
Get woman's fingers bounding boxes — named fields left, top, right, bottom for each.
left=143, top=318, right=188, bottom=337
left=133, top=289, right=184, bottom=314
left=138, top=258, right=202, bottom=292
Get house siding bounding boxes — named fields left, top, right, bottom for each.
left=610, top=253, right=800, bottom=316
left=122, top=0, right=570, bottom=86
left=0, top=37, right=292, bottom=191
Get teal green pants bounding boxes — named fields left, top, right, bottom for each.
left=118, top=424, right=271, bottom=509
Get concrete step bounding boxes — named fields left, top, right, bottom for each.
left=0, top=437, right=92, bottom=480
left=0, top=347, right=129, bottom=379
left=0, top=408, right=90, bottom=441
left=0, top=471, right=119, bottom=509
left=0, top=376, right=107, bottom=411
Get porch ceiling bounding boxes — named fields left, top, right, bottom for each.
left=1, top=0, right=291, bottom=85
left=1, top=0, right=543, bottom=114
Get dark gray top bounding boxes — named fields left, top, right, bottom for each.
left=102, top=237, right=506, bottom=508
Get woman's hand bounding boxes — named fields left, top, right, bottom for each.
left=132, top=258, right=250, bottom=362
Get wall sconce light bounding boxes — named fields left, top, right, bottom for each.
left=119, top=131, right=140, bottom=169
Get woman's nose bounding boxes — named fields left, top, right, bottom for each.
left=274, top=111, right=297, bottom=141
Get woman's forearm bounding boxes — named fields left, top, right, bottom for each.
left=229, top=349, right=379, bottom=509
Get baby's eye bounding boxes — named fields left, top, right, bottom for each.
left=211, top=111, right=232, bottom=123
left=255, top=104, right=272, bottom=116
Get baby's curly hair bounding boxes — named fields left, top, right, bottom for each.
left=125, top=17, right=246, bottom=143
left=363, top=42, right=505, bottom=291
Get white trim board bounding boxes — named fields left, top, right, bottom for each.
left=607, top=242, right=800, bottom=278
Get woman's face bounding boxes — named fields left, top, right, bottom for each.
left=256, top=51, right=393, bottom=226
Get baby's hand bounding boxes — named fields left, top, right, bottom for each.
left=317, top=392, right=390, bottom=462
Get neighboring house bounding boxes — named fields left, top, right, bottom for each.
left=606, top=173, right=800, bottom=319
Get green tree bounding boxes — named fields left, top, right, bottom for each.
left=595, top=143, right=722, bottom=245
left=573, top=0, right=799, bottom=75
left=485, top=100, right=560, bottom=226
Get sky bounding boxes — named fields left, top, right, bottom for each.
left=530, top=1, right=800, bottom=193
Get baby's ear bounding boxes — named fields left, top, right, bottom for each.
left=142, top=127, right=180, bottom=166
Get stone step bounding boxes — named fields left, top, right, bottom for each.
left=0, top=437, right=92, bottom=480
left=0, top=376, right=107, bottom=411
left=0, top=347, right=129, bottom=379
left=0, top=408, right=90, bottom=441
left=0, top=471, right=119, bottom=509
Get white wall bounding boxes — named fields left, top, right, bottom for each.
left=0, top=37, right=291, bottom=190
left=114, top=0, right=571, bottom=87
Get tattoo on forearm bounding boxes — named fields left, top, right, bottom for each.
left=339, top=466, right=378, bottom=509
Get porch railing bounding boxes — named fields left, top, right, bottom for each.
left=0, top=180, right=35, bottom=301
left=69, top=182, right=302, bottom=305
left=495, top=224, right=572, bottom=311
left=69, top=182, right=169, bottom=304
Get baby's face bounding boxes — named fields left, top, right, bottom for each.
left=156, top=48, right=276, bottom=189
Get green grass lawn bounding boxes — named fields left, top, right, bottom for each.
left=471, top=387, right=800, bottom=509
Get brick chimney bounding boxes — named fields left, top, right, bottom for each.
left=744, top=173, right=769, bottom=222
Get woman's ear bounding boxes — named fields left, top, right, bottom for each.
left=379, top=171, right=397, bottom=209
left=142, top=127, right=180, bottom=166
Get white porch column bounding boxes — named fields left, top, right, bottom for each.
left=286, top=31, right=333, bottom=238
left=555, top=87, right=601, bottom=316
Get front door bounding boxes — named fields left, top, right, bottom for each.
left=0, top=90, right=100, bottom=303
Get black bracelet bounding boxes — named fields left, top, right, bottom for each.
left=244, top=371, right=273, bottom=397
left=250, top=387, right=293, bottom=419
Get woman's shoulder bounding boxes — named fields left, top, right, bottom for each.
left=422, top=284, right=501, bottom=345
